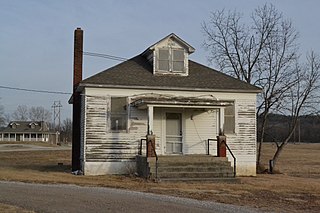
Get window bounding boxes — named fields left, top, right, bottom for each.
left=158, top=48, right=185, bottom=72
left=224, top=105, right=235, bottom=134
left=172, top=49, right=184, bottom=71
left=110, top=97, right=128, bottom=131
left=158, top=49, right=170, bottom=71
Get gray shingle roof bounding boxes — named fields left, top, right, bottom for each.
left=80, top=55, right=260, bottom=92
left=0, top=121, right=51, bottom=133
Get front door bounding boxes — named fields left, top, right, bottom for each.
left=166, top=113, right=182, bottom=154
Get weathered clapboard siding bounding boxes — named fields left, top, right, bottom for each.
left=85, top=96, right=108, bottom=148
left=82, top=87, right=257, bottom=176
left=226, top=99, right=257, bottom=176
left=80, top=94, right=86, bottom=169
left=82, top=94, right=148, bottom=174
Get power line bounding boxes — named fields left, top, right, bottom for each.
left=0, top=52, right=127, bottom=95
left=0, top=85, right=72, bottom=95
left=83, top=51, right=128, bottom=61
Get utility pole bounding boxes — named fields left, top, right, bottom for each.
left=52, top=101, right=62, bottom=143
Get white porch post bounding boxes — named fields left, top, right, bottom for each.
left=147, top=105, right=154, bottom=135
left=219, top=108, right=225, bottom=135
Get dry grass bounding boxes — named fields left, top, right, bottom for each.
left=0, top=141, right=62, bottom=147
left=0, top=143, right=319, bottom=212
left=0, top=203, right=35, bottom=213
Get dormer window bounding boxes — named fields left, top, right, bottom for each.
left=142, top=33, right=195, bottom=76
left=29, top=122, right=38, bottom=129
left=158, top=48, right=185, bottom=73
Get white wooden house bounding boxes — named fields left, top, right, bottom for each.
left=71, top=29, right=260, bottom=177
left=0, top=121, right=52, bottom=142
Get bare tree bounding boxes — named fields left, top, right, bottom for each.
left=29, top=106, right=52, bottom=122
left=12, top=105, right=29, bottom=121
left=254, top=16, right=299, bottom=167
left=0, top=102, right=5, bottom=127
left=270, top=52, right=320, bottom=170
left=202, top=3, right=318, bottom=171
left=202, top=4, right=282, bottom=84
left=60, top=118, right=72, bottom=143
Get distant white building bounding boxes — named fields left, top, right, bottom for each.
left=0, top=121, right=52, bottom=142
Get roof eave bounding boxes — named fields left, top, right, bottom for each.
left=79, top=83, right=262, bottom=94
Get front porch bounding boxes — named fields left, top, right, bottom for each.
left=0, top=133, right=50, bottom=142
left=132, top=94, right=233, bottom=155
left=132, top=94, right=236, bottom=181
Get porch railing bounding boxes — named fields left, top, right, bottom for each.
left=222, top=141, right=237, bottom=177
left=207, top=138, right=217, bottom=155
left=207, top=138, right=237, bottom=177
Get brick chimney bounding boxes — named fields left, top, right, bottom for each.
left=72, top=27, right=83, bottom=171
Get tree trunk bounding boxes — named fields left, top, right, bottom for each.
left=272, top=124, right=296, bottom=171
left=257, top=112, right=268, bottom=171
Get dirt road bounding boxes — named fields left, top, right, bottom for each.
left=0, top=181, right=260, bottom=213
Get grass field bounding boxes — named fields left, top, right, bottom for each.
left=0, top=142, right=319, bottom=212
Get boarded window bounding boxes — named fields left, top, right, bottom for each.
left=110, top=97, right=127, bottom=131
left=224, top=105, right=235, bottom=134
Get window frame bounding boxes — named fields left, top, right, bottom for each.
left=157, top=47, right=185, bottom=73
left=109, top=96, right=129, bottom=133
left=224, top=103, right=236, bottom=134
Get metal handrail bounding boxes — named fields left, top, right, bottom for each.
left=207, top=138, right=217, bottom=155
left=138, top=139, right=146, bottom=155
left=221, top=140, right=237, bottom=177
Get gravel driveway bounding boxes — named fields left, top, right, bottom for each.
left=0, top=181, right=262, bottom=213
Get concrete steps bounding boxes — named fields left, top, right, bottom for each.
left=147, top=155, right=235, bottom=181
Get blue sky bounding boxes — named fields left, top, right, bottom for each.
left=0, top=0, right=319, bottom=120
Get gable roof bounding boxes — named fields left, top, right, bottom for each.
left=0, top=121, right=51, bottom=133
left=142, top=33, right=195, bottom=55
left=79, top=55, right=260, bottom=93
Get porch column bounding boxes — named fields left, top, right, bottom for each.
left=147, top=105, right=154, bottom=135
left=219, top=107, right=225, bottom=135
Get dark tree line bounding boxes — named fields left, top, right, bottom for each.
left=259, top=114, right=320, bottom=143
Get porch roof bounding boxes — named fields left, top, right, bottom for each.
left=131, top=95, right=233, bottom=109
